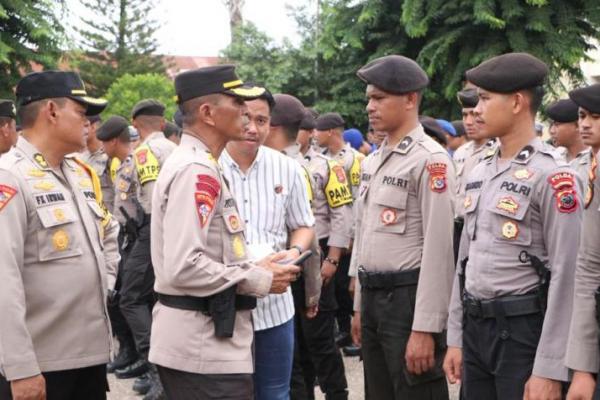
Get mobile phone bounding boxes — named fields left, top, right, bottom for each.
left=286, top=250, right=313, bottom=266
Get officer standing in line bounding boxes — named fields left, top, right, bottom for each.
left=0, top=70, right=120, bottom=399
left=444, top=53, right=583, bottom=399
left=266, top=94, right=352, bottom=400
left=349, top=55, right=455, bottom=399
left=546, top=98, right=591, bottom=181
left=95, top=116, right=150, bottom=390
left=452, top=88, right=497, bottom=260
left=565, top=83, right=600, bottom=400
left=0, top=100, right=17, bottom=156
left=115, top=99, right=175, bottom=400
left=297, top=109, right=319, bottom=160
left=149, top=65, right=300, bottom=399
left=81, top=114, right=115, bottom=213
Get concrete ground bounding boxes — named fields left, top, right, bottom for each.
left=108, top=355, right=460, bottom=399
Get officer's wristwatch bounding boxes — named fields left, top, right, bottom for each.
left=290, top=245, right=303, bottom=255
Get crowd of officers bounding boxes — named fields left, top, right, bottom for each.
left=1, top=50, right=600, bottom=400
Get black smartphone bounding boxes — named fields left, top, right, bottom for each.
left=286, top=250, right=313, bottom=266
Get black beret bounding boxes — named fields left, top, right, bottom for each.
left=131, top=99, right=165, bottom=119
left=175, top=64, right=266, bottom=104
left=569, top=84, right=600, bottom=115
left=299, top=109, right=316, bottom=130
left=0, top=99, right=16, bottom=119
left=457, top=88, right=478, bottom=108
left=545, top=99, right=579, bottom=123
left=315, top=112, right=345, bottom=131
left=97, top=116, right=129, bottom=141
left=163, top=121, right=181, bottom=138
left=270, top=94, right=306, bottom=126
left=420, top=116, right=447, bottom=145
left=15, top=70, right=107, bottom=116
left=466, top=52, right=548, bottom=93
left=173, top=109, right=183, bottom=128
left=357, top=55, right=429, bottom=94
left=451, top=120, right=465, bottom=137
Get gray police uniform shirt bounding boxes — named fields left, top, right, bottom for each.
left=113, top=154, right=139, bottom=226
left=0, top=137, right=119, bottom=380
left=350, top=125, right=456, bottom=333
left=569, top=148, right=592, bottom=183
left=133, top=131, right=177, bottom=214
left=447, top=138, right=582, bottom=381
left=566, top=150, right=600, bottom=373
left=81, top=148, right=114, bottom=213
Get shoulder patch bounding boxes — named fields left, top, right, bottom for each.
left=426, top=162, right=448, bottom=193
left=325, top=160, right=352, bottom=208
left=547, top=171, right=578, bottom=213
left=134, top=145, right=160, bottom=184
left=195, top=174, right=221, bottom=228
left=0, top=184, right=17, bottom=212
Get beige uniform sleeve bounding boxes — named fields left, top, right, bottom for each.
left=157, top=164, right=272, bottom=298
left=413, top=153, right=456, bottom=332
left=532, top=168, right=582, bottom=380
left=446, top=226, right=471, bottom=347
left=0, top=171, right=40, bottom=380
left=351, top=195, right=365, bottom=312
left=567, top=173, right=600, bottom=372
left=102, top=216, right=120, bottom=291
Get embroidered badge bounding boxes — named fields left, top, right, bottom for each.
left=380, top=208, right=397, bottom=225
left=513, top=168, right=534, bottom=181
left=463, top=195, right=472, bottom=209
left=52, top=229, right=69, bottom=251
left=496, top=196, right=519, bottom=215
left=501, top=221, right=519, bottom=239
left=0, top=184, right=17, bottom=212
left=196, top=175, right=221, bottom=197
left=33, top=153, right=48, bottom=168
left=79, top=178, right=92, bottom=189
left=332, top=165, right=346, bottom=184
left=33, top=181, right=55, bottom=191
left=136, top=149, right=148, bottom=165
left=548, top=172, right=578, bottom=213
left=232, top=235, right=246, bottom=258
left=53, top=208, right=66, bottom=223
left=426, top=163, right=447, bottom=193
left=120, top=192, right=127, bottom=200
left=229, top=214, right=240, bottom=231
left=27, top=169, right=46, bottom=178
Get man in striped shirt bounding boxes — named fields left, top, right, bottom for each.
left=220, top=89, right=315, bottom=400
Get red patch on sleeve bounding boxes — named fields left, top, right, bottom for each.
left=136, top=149, right=148, bottom=164
left=547, top=172, right=578, bottom=213
left=426, top=163, right=447, bottom=193
left=0, top=184, right=17, bottom=212
left=194, top=175, right=220, bottom=227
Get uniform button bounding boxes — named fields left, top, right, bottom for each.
left=244, top=200, right=248, bottom=203
left=499, top=330, right=510, bottom=340
left=245, top=219, right=248, bottom=223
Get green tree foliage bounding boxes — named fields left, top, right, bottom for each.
left=0, top=0, right=65, bottom=98
left=74, top=0, right=166, bottom=97
left=102, top=73, right=176, bottom=121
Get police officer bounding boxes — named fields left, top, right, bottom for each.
left=0, top=70, right=120, bottom=399
left=444, top=53, right=582, bottom=399
left=163, top=121, right=182, bottom=145
left=0, top=100, right=17, bottom=156
left=350, top=55, right=455, bottom=399
left=267, top=94, right=352, bottom=400
left=546, top=98, right=591, bottom=180
left=452, top=88, right=497, bottom=260
left=565, top=83, right=600, bottom=400
left=115, top=99, right=175, bottom=399
left=149, top=65, right=300, bottom=399
left=81, top=114, right=115, bottom=213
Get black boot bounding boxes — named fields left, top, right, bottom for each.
left=143, top=365, right=166, bottom=400
left=133, top=372, right=152, bottom=395
left=107, top=345, right=138, bottom=373
left=115, top=359, right=149, bottom=379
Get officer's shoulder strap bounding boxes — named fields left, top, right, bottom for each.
left=538, top=146, right=568, bottom=166
left=0, top=149, right=22, bottom=170
left=418, top=136, right=446, bottom=154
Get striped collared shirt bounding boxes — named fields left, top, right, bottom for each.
left=220, top=146, right=315, bottom=331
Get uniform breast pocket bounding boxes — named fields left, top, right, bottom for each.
left=35, top=205, right=83, bottom=262
left=487, top=193, right=532, bottom=246
left=372, top=185, right=409, bottom=234
left=463, top=191, right=481, bottom=239
left=87, top=200, right=107, bottom=245
left=221, top=209, right=248, bottom=264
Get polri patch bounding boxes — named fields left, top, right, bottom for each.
left=0, top=184, right=17, bottom=212
left=426, top=163, right=447, bottom=193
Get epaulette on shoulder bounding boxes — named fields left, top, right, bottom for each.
left=418, top=136, right=446, bottom=154
left=538, top=146, right=568, bottom=166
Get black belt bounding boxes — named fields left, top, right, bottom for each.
left=358, top=267, right=420, bottom=290
left=156, top=293, right=256, bottom=313
left=464, top=293, right=541, bottom=319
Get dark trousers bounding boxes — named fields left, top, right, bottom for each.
left=0, top=365, right=108, bottom=400
left=361, top=284, right=448, bottom=400
left=334, top=252, right=353, bottom=335
left=107, top=229, right=137, bottom=353
left=119, top=222, right=155, bottom=359
left=462, top=311, right=544, bottom=399
left=157, top=366, right=253, bottom=400
left=290, top=309, right=348, bottom=400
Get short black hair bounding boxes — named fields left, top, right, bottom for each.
left=525, top=86, right=544, bottom=114
left=18, top=98, right=66, bottom=128
left=282, top=122, right=301, bottom=142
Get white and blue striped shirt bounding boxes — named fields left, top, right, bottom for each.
left=220, top=146, right=315, bottom=331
